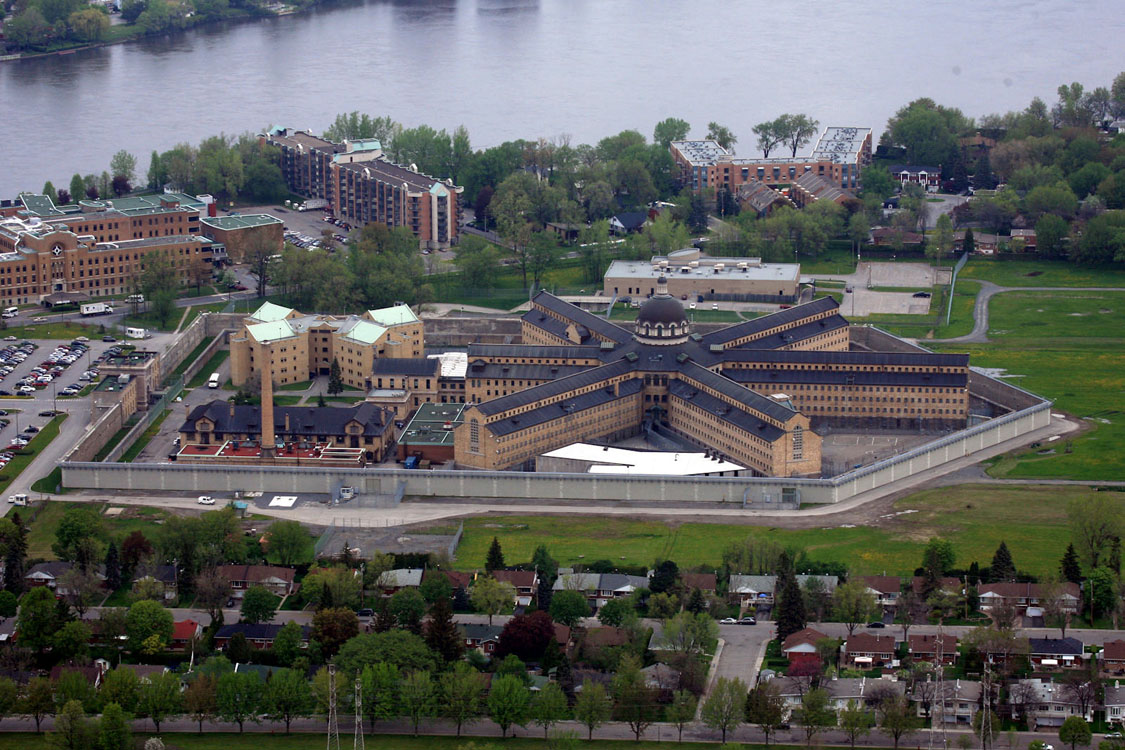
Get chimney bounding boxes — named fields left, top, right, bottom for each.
left=259, top=342, right=275, bottom=459
left=284, top=412, right=290, bottom=432
left=229, top=401, right=235, bottom=419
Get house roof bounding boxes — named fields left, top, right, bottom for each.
left=378, top=568, right=424, bottom=588
left=845, top=633, right=895, bottom=653
left=598, top=573, right=649, bottom=592
left=134, top=564, right=177, bottom=585
left=215, top=565, right=296, bottom=586
left=728, top=574, right=775, bottom=595
left=424, top=569, right=474, bottom=590
left=681, top=573, right=717, bottom=591
left=492, top=570, right=537, bottom=588
left=911, top=678, right=981, bottom=703
left=908, top=633, right=958, bottom=655
left=50, top=666, right=101, bottom=685
left=1103, top=640, right=1125, bottom=661
left=460, top=623, right=504, bottom=642
left=824, top=677, right=905, bottom=700
left=612, top=212, right=648, bottom=231
left=216, top=623, right=310, bottom=641
left=737, top=181, right=792, bottom=213
left=1028, top=637, right=1083, bottom=656
left=911, top=576, right=961, bottom=595
left=246, top=320, right=299, bottom=344
left=26, top=561, right=74, bottom=580
left=701, top=296, right=840, bottom=347
left=553, top=573, right=599, bottom=592
left=584, top=627, right=630, bottom=647
left=180, top=401, right=391, bottom=439
left=120, top=664, right=168, bottom=680
left=978, top=582, right=1080, bottom=600
left=1105, top=683, right=1125, bottom=707
left=782, top=627, right=829, bottom=652
left=859, top=575, right=901, bottom=595
left=173, top=620, right=202, bottom=641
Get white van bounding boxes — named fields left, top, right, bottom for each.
left=126, top=294, right=145, bottom=304
left=125, top=327, right=150, bottom=340
left=207, top=372, right=221, bottom=389
left=2, top=307, right=17, bottom=318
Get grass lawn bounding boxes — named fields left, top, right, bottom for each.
left=21, top=501, right=174, bottom=560
left=430, top=257, right=600, bottom=310
left=273, top=395, right=304, bottom=406
left=447, top=484, right=1106, bottom=577
left=30, top=466, right=64, bottom=494
left=960, top=258, right=1125, bottom=288
left=934, top=290, right=1125, bottom=480
left=93, top=418, right=137, bottom=462
left=169, top=336, right=217, bottom=380
left=278, top=380, right=313, bottom=391
left=187, top=350, right=231, bottom=388
left=0, top=414, right=65, bottom=497
left=0, top=734, right=821, bottom=750
left=122, top=308, right=184, bottom=332
left=181, top=302, right=230, bottom=328
left=609, top=305, right=742, bottom=323
left=853, top=280, right=979, bottom=340
left=118, top=409, right=171, bottom=462
left=0, top=322, right=98, bottom=340
left=797, top=243, right=859, bottom=275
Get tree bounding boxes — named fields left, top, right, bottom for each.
left=310, top=607, right=360, bottom=659
left=53, top=507, right=103, bottom=564
left=126, top=599, right=173, bottom=654
left=438, top=664, right=484, bottom=736
left=612, top=654, right=657, bottom=741
left=272, top=620, right=304, bottom=667
left=649, top=560, right=680, bottom=594
left=931, top=213, right=955, bottom=265
left=878, top=695, right=921, bottom=749
left=796, top=687, right=835, bottom=748
left=489, top=673, right=532, bottom=738
left=746, top=680, right=787, bottom=747
left=1060, top=716, right=1093, bottom=750
left=303, top=566, right=361, bottom=611
left=0, top=677, right=17, bottom=727
left=659, top=611, right=718, bottom=655
left=832, top=579, right=876, bottom=636
left=23, top=677, right=54, bottom=733
left=1036, top=213, right=1070, bottom=258
left=548, top=589, right=589, bottom=627
left=194, top=569, right=231, bottom=627
left=400, top=670, right=433, bottom=736
left=531, top=681, right=568, bottom=738
left=486, top=536, right=505, bottom=572
left=1069, top=495, right=1123, bottom=571
left=48, top=699, right=92, bottom=750
left=42, top=181, right=59, bottom=205
left=774, top=554, right=807, bottom=643
left=55, top=670, right=96, bottom=714
left=216, top=671, right=262, bottom=733
left=137, top=672, right=182, bottom=733
left=662, top=689, right=696, bottom=742
left=239, top=585, right=277, bottom=625
left=706, top=122, right=737, bottom=151
left=468, top=576, right=515, bottom=625
left=265, top=668, right=312, bottom=734
left=103, top=542, right=122, bottom=592
left=327, top=358, right=343, bottom=396
left=1061, top=543, right=1083, bottom=584
left=335, top=630, right=437, bottom=676
left=54, top=621, right=92, bottom=662
left=109, top=150, right=137, bottom=185
left=779, top=114, right=821, bottom=158
left=239, top=234, right=277, bottom=299
left=3, top=8, right=50, bottom=50
left=495, top=610, right=555, bottom=662
left=654, top=118, right=691, bottom=148
left=840, top=699, right=874, bottom=749
left=424, top=596, right=465, bottom=664
left=419, top=572, right=453, bottom=604
left=702, top=677, right=746, bottom=743
left=597, top=597, right=637, bottom=628
left=17, top=587, right=58, bottom=655
left=360, top=662, right=400, bottom=729
left=574, top=680, right=612, bottom=740
left=991, top=541, right=1016, bottom=582
left=3, top=513, right=27, bottom=596
left=98, top=701, right=132, bottom=750
left=101, top=667, right=140, bottom=715
left=752, top=119, right=784, bottom=158
left=261, top=521, right=309, bottom=568
left=389, top=588, right=427, bottom=633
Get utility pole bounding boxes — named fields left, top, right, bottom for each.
left=326, top=664, right=340, bottom=750
left=353, top=676, right=364, bottom=750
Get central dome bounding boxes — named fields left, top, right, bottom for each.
left=634, top=276, right=690, bottom=345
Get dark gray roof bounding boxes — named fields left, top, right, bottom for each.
left=727, top=314, right=849, bottom=350
left=888, top=164, right=942, bottom=174
left=726, top=369, right=967, bottom=388
left=466, top=361, right=591, bottom=381
left=702, top=297, right=841, bottom=347
left=1028, top=637, right=1083, bottom=656
left=523, top=309, right=574, bottom=341
left=134, top=565, right=177, bottom=585
left=613, top=212, right=648, bottom=230
left=467, top=344, right=605, bottom=360
left=216, top=623, right=311, bottom=641
left=637, top=294, right=687, bottom=326
left=678, top=361, right=797, bottom=423
left=476, top=359, right=638, bottom=417
left=371, top=358, right=441, bottom=377
left=667, top=379, right=785, bottom=443
left=486, top=378, right=643, bottom=437
left=460, top=623, right=504, bottom=641
left=720, top=349, right=969, bottom=368
left=528, top=292, right=631, bottom=344
left=180, top=401, right=391, bottom=438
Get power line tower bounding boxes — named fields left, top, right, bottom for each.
left=354, top=676, right=365, bottom=750
left=326, top=663, right=341, bottom=750
left=979, top=664, right=994, bottom=750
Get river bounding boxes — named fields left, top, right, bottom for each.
left=1, top=0, right=1123, bottom=198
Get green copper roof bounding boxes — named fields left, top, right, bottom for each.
left=246, top=320, right=297, bottom=344
left=250, top=301, right=294, bottom=323
left=340, top=320, right=387, bottom=345
left=366, top=304, right=419, bottom=326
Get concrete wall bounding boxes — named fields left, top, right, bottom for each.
left=63, top=404, right=125, bottom=463
left=181, top=332, right=228, bottom=388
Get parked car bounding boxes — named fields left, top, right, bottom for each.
left=23, top=426, right=38, bottom=433
left=867, top=621, right=886, bottom=628
left=912, top=291, right=932, bottom=298
left=102, top=336, right=116, bottom=342
left=197, top=495, right=215, bottom=505
left=719, top=617, right=737, bottom=624
left=738, top=616, right=757, bottom=625
left=38, top=410, right=57, bottom=417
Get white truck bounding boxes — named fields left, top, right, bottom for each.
left=80, top=302, right=114, bottom=316
left=125, top=327, right=150, bottom=339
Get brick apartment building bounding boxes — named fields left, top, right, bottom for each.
left=264, top=127, right=462, bottom=249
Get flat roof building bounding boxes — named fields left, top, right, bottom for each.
left=604, top=248, right=801, bottom=302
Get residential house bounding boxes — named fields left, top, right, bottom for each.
left=552, top=572, right=646, bottom=610
left=493, top=570, right=539, bottom=607
left=977, top=582, right=1080, bottom=614
left=908, top=634, right=958, bottom=666
left=910, top=576, right=961, bottom=596
left=375, top=568, right=424, bottom=596
left=460, top=623, right=503, bottom=656
left=50, top=665, right=105, bottom=689
left=824, top=676, right=905, bottom=711
left=954, top=230, right=999, bottom=255
left=216, top=565, right=297, bottom=598
left=119, top=664, right=168, bottom=681
left=782, top=627, right=829, bottom=670
left=1009, top=229, right=1037, bottom=252
left=423, top=569, right=474, bottom=592
left=553, top=624, right=572, bottom=650
left=736, top=181, right=792, bottom=217
left=1103, top=681, right=1125, bottom=725
left=1009, top=678, right=1092, bottom=728
left=1102, top=641, right=1125, bottom=674
left=789, top=171, right=856, bottom=208
left=911, top=678, right=981, bottom=725
left=609, top=212, right=648, bottom=235
left=133, top=565, right=177, bottom=602
left=171, top=620, right=203, bottom=649
left=728, top=574, right=838, bottom=611
left=681, top=572, right=717, bottom=594
left=25, top=562, right=106, bottom=595
left=641, top=663, right=682, bottom=691
left=870, top=227, right=923, bottom=247
left=859, top=575, right=901, bottom=614
left=580, top=626, right=630, bottom=660
left=552, top=573, right=600, bottom=609
left=887, top=165, right=942, bottom=192
left=214, top=622, right=311, bottom=650
left=844, top=633, right=896, bottom=669
left=1028, top=638, right=1085, bottom=670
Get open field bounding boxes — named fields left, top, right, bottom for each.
left=0, top=322, right=98, bottom=339
left=609, top=305, right=743, bottom=323
left=960, top=258, right=1125, bottom=287
left=20, top=500, right=175, bottom=560
left=447, top=484, right=1105, bottom=577
left=852, top=280, right=978, bottom=339
left=934, top=290, right=1125, bottom=480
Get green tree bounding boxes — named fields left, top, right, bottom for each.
left=452, top=235, right=501, bottom=291
left=548, top=589, right=589, bottom=628
left=42, top=181, right=59, bottom=204
left=1036, top=213, right=1070, bottom=258
left=264, top=668, right=312, bottom=734
left=840, top=699, right=874, bottom=749
left=99, top=667, right=140, bottom=715
left=706, top=122, right=738, bottom=151
left=360, top=662, right=400, bottom=729
left=778, top=113, right=821, bottom=158
left=860, top=165, right=897, bottom=200
left=574, top=680, right=612, bottom=740
left=654, top=118, right=691, bottom=148
left=931, top=213, right=955, bottom=265
left=659, top=611, right=718, bottom=655
left=240, top=585, right=277, bottom=625
left=746, top=681, right=787, bottom=747
left=991, top=541, right=1017, bottom=582
left=489, top=673, right=531, bottom=738
left=1061, top=543, right=1083, bottom=584
left=1060, top=715, right=1093, bottom=750
left=327, top=358, right=343, bottom=395
left=471, top=576, right=516, bottom=625
left=183, top=673, right=217, bottom=734
left=400, top=670, right=433, bottom=736
left=667, top=689, right=698, bottom=742
left=216, top=671, right=262, bottom=733
left=48, top=699, right=92, bottom=750
left=266, top=521, right=310, bottom=566
left=273, top=620, right=304, bottom=667
left=774, top=553, right=807, bottom=643
left=963, top=227, right=976, bottom=255
left=334, top=630, right=437, bottom=676
left=878, top=695, right=921, bottom=749
left=227, top=632, right=253, bottom=665
left=53, top=507, right=103, bottom=565
left=54, top=670, right=96, bottom=713
left=0, top=677, right=17, bottom=726
left=98, top=702, right=132, bottom=750
left=3, top=8, right=50, bottom=50
left=390, top=588, right=427, bottom=633
left=0, top=592, right=14, bottom=619
left=702, top=676, right=746, bottom=743
left=597, top=597, right=637, bottom=628
left=23, top=677, right=55, bottom=733
left=420, top=573, right=453, bottom=605
left=486, top=536, right=505, bottom=571
left=1069, top=495, right=1123, bottom=571
left=796, top=688, right=836, bottom=748
left=137, top=672, right=182, bottom=733
left=53, top=621, right=92, bottom=662
left=612, top=653, right=657, bottom=741
left=438, top=663, right=484, bottom=736
left=531, top=681, right=568, bottom=738
left=832, top=579, right=876, bottom=636
left=17, top=587, right=58, bottom=655
left=109, top=150, right=137, bottom=184
left=303, top=566, right=362, bottom=610
left=424, top=596, right=464, bottom=664
left=752, top=119, right=784, bottom=158
left=310, top=607, right=359, bottom=659
left=126, top=599, right=173, bottom=654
